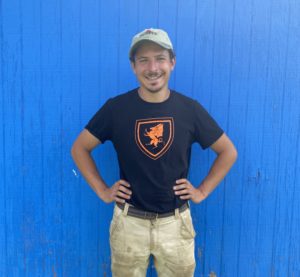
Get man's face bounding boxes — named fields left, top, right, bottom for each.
left=131, top=42, right=175, bottom=94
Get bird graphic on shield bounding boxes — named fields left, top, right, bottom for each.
left=135, top=117, right=174, bottom=160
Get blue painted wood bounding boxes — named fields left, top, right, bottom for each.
left=0, top=3, right=6, bottom=277
left=157, top=0, right=177, bottom=90
left=0, top=0, right=300, bottom=276
left=60, top=0, right=84, bottom=276
left=22, top=0, right=44, bottom=275
left=220, top=0, right=253, bottom=274
left=1, top=1, right=26, bottom=277
left=41, top=1, right=65, bottom=276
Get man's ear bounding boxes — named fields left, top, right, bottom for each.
left=130, top=61, right=136, bottom=74
left=171, top=57, right=176, bottom=71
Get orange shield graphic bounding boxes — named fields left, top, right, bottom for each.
left=135, top=117, right=174, bottom=160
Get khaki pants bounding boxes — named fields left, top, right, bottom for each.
left=109, top=203, right=196, bottom=277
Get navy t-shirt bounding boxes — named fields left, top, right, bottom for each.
left=85, top=89, right=224, bottom=213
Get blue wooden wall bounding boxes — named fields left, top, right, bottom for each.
left=1, top=0, right=299, bottom=276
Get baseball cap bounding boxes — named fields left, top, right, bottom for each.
left=129, top=28, right=174, bottom=60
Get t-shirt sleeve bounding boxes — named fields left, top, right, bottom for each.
left=84, top=98, right=113, bottom=143
left=193, top=100, right=224, bottom=149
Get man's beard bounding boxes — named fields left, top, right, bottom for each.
left=144, top=72, right=165, bottom=93
left=146, top=86, right=163, bottom=93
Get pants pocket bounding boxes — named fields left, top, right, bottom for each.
left=109, top=206, right=124, bottom=240
left=180, top=209, right=196, bottom=239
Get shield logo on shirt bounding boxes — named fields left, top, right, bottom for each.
left=135, top=117, right=174, bottom=160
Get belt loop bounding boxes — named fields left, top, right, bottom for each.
left=123, top=202, right=129, bottom=216
left=175, top=208, right=180, bottom=219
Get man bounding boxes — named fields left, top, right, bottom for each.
left=71, top=28, right=237, bottom=277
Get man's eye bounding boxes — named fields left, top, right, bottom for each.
left=139, top=59, right=147, bottom=63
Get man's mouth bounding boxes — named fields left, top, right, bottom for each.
left=145, top=73, right=163, bottom=81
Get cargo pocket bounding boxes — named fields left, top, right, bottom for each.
left=180, top=209, right=196, bottom=239
left=109, top=218, right=122, bottom=238
left=109, top=206, right=126, bottom=252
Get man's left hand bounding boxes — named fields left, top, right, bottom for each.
left=173, top=179, right=207, bottom=204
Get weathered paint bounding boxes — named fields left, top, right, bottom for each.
left=0, top=0, right=299, bottom=276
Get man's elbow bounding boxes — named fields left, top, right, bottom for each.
left=71, top=130, right=101, bottom=158
left=71, top=141, right=79, bottom=160
left=71, top=140, right=86, bottom=160
left=228, top=144, right=238, bottom=165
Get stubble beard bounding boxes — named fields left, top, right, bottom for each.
left=143, top=72, right=167, bottom=93
left=146, top=86, right=164, bottom=93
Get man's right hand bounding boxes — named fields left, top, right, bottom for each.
left=101, top=179, right=132, bottom=204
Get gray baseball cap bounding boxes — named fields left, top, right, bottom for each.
left=129, top=28, right=174, bottom=60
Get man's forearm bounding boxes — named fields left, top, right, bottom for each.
left=198, top=148, right=237, bottom=197
left=71, top=146, right=108, bottom=200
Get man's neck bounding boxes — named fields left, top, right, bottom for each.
left=138, top=87, right=170, bottom=103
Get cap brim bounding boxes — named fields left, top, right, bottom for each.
left=129, top=39, right=172, bottom=59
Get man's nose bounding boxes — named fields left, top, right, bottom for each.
left=147, top=59, right=158, bottom=71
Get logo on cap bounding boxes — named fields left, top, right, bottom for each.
left=140, top=29, right=157, bottom=37
left=135, top=117, right=174, bottom=160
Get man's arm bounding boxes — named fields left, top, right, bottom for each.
left=71, top=129, right=131, bottom=203
left=173, top=133, right=238, bottom=203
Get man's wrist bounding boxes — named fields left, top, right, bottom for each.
left=198, top=185, right=208, bottom=198
left=91, top=181, right=109, bottom=201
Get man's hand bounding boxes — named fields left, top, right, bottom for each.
left=173, top=178, right=207, bottom=204
left=101, top=179, right=132, bottom=204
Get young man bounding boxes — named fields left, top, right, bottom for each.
left=71, top=28, right=237, bottom=277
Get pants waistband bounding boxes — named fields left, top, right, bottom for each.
left=116, top=202, right=189, bottom=220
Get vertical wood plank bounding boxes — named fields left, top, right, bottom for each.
left=288, top=126, right=300, bottom=276
left=21, top=0, right=45, bottom=275
left=138, top=0, right=159, bottom=29
left=173, top=0, right=197, bottom=95
left=286, top=2, right=300, bottom=275
left=237, top=0, right=274, bottom=274
left=220, top=0, right=253, bottom=275
left=119, top=0, right=139, bottom=92
left=202, top=0, right=236, bottom=275
left=270, top=1, right=300, bottom=275
left=60, top=0, right=82, bottom=276
left=79, top=1, right=105, bottom=276
left=2, top=0, right=26, bottom=276
left=157, top=0, right=177, bottom=89
left=191, top=1, right=218, bottom=273
left=39, top=1, right=64, bottom=276
left=0, top=2, right=7, bottom=276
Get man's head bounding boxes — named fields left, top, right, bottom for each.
left=129, top=28, right=176, bottom=94
left=129, top=28, right=175, bottom=62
